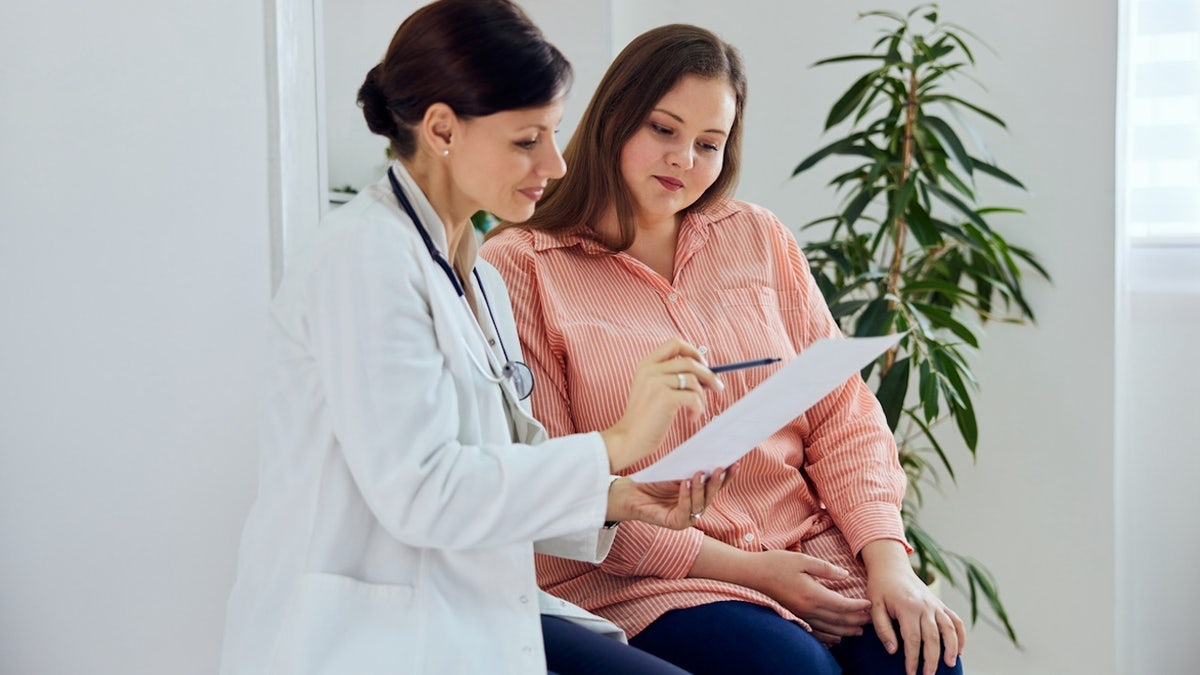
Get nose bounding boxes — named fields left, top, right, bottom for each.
left=667, top=141, right=694, bottom=170
left=539, top=137, right=567, bottom=179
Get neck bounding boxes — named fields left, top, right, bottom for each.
left=400, top=155, right=475, bottom=268
left=605, top=208, right=681, bottom=280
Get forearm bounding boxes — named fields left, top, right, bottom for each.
left=686, top=536, right=764, bottom=589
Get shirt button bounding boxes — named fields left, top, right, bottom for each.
left=519, top=595, right=529, bottom=604
left=698, top=345, right=708, bottom=355
left=667, top=293, right=678, bottom=303
left=744, top=533, right=756, bottom=543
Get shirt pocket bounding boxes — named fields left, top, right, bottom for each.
left=715, top=287, right=800, bottom=362
left=270, top=573, right=419, bottom=675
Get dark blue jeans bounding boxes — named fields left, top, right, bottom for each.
left=629, top=601, right=964, bottom=675
left=542, top=614, right=693, bottom=675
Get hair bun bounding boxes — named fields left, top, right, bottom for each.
left=358, top=64, right=398, bottom=138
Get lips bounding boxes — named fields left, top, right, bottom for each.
left=654, top=175, right=684, bottom=191
left=517, top=186, right=545, bottom=201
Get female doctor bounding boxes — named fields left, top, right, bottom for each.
left=217, top=2, right=729, bottom=674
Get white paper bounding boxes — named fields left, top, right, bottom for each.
left=630, top=333, right=902, bottom=483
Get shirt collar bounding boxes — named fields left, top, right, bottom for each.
left=527, top=196, right=741, bottom=253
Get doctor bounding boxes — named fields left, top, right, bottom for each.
left=217, top=2, right=729, bottom=674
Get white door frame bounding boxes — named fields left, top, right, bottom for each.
left=264, top=0, right=328, bottom=290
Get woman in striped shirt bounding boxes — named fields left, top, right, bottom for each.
left=481, top=23, right=965, bottom=675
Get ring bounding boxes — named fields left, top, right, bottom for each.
left=689, top=511, right=704, bottom=520
left=676, top=373, right=687, bottom=390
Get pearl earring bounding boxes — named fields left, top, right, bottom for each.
left=442, top=149, right=449, bottom=157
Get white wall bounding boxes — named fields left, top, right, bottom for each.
left=0, top=2, right=270, bottom=674
left=9, top=1, right=1183, bottom=675
left=608, top=2, right=1119, bottom=674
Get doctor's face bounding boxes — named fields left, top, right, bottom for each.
left=450, top=101, right=567, bottom=224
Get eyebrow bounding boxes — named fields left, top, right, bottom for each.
left=652, top=108, right=729, bottom=137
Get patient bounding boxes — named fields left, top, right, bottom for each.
left=481, top=23, right=964, bottom=675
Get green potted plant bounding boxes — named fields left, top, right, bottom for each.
left=791, top=4, right=1048, bottom=644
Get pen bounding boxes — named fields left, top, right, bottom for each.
left=710, top=357, right=782, bottom=374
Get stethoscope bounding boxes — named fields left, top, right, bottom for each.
left=388, top=167, right=534, bottom=400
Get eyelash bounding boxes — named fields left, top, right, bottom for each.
left=649, top=122, right=721, bottom=153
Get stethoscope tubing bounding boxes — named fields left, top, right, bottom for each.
left=387, top=167, right=533, bottom=399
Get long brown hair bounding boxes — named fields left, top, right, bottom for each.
left=357, top=0, right=572, bottom=160
left=490, top=23, right=746, bottom=250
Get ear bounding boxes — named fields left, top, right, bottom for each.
left=420, top=103, right=457, bottom=156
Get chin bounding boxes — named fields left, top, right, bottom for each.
left=495, top=205, right=535, bottom=224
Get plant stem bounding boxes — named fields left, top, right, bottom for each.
left=884, top=63, right=920, bottom=374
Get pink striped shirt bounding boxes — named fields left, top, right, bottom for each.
left=480, top=197, right=908, bottom=637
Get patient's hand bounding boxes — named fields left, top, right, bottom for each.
left=605, top=465, right=735, bottom=530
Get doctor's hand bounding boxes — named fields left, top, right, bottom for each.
left=605, top=465, right=735, bottom=530
left=600, top=338, right=722, bottom=472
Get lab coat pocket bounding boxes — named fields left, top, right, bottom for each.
left=271, top=573, right=419, bottom=675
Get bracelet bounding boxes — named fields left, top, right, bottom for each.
left=604, top=475, right=621, bottom=528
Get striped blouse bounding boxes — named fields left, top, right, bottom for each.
left=479, top=197, right=908, bottom=637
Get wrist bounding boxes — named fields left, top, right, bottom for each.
left=604, top=476, right=630, bottom=523
left=599, top=426, right=632, bottom=472
left=860, top=538, right=910, bottom=573
left=689, top=537, right=760, bottom=588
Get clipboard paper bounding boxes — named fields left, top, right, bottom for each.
left=629, top=333, right=902, bottom=483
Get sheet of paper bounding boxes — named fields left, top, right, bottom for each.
left=630, top=333, right=902, bottom=483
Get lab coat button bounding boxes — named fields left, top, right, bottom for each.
left=522, top=645, right=533, bottom=654
left=519, top=594, right=529, bottom=603
left=488, top=338, right=496, bottom=346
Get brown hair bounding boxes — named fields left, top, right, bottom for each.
left=357, top=0, right=572, bottom=159
left=491, top=23, right=746, bottom=251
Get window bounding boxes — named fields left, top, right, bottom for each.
left=1124, top=0, right=1200, bottom=245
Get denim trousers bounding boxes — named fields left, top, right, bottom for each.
left=629, top=601, right=965, bottom=675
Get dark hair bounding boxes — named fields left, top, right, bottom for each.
left=492, top=23, right=746, bottom=251
left=357, top=0, right=573, bottom=159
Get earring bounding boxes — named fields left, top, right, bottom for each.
left=442, top=149, right=449, bottom=157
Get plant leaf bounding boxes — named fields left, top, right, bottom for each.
left=792, top=132, right=870, bottom=176
left=813, top=54, right=890, bottom=66
left=921, top=115, right=974, bottom=178
left=827, top=72, right=882, bottom=129
left=904, top=409, right=956, bottom=481
left=970, top=157, right=1026, bottom=189
left=876, top=356, right=910, bottom=430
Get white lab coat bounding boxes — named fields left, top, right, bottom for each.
left=219, top=163, right=624, bottom=675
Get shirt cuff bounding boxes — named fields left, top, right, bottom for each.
left=837, top=500, right=910, bottom=556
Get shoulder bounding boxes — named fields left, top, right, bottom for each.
left=480, top=226, right=538, bottom=259
left=480, top=225, right=582, bottom=274
left=693, top=196, right=786, bottom=231
left=283, top=180, right=424, bottom=290
left=694, top=196, right=792, bottom=244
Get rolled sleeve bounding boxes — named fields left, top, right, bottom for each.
left=838, top=500, right=909, bottom=556
left=597, top=522, right=706, bottom=579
